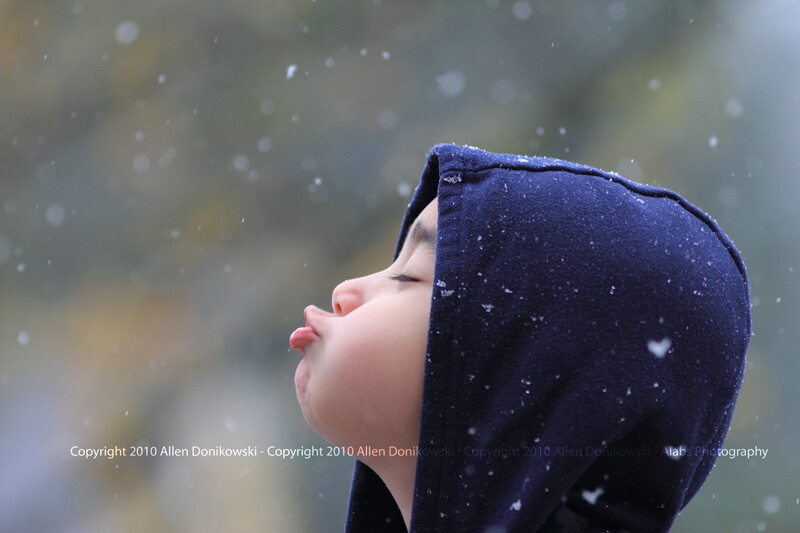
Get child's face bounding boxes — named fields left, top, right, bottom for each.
left=291, top=199, right=438, bottom=453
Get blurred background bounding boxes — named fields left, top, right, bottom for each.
left=1, top=0, right=798, bottom=531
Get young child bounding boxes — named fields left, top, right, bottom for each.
left=289, top=144, right=751, bottom=532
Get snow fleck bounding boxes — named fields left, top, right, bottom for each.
left=257, top=137, right=272, bottom=152
left=725, top=98, right=744, bottom=118
left=481, top=303, right=494, bottom=312
left=17, top=331, right=30, bottom=345
left=510, top=499, right=522, bottom=511
left=360, top=48, right=367, bottom=56
left=443, top=174, right=462, bottom=184
left=232, top=154, right=250, bottom=172
left=708, top=136, right=718, bottom=149
left=511, top=2, right=532, bottom=20
left=260, top=99, right=275, bottom=115
left=46, top=204, right=65, bottom=226
left=436, top=279, right=447, bottom=287
left=115, top=21, right=140, bottom=45
left=440, top=289, right=454, bottom=297
left=491, top=79, right=516, bottom=104
left=558, top=127, right=567, bottom=135
left=581, top=486, right=604, bottom=505
left=647, top=338, right=671, bottom=358
left=608, top=1, right=626, bottom=21
left=653, top=382, right=659, bottom=388
left=763, top=495, right=781, bottom=515
left=435, top=70, right=466, bottom=98
left=648, top=78, right=662, bottom=91
left=467, top=427, right=477, bottom=435
left=225, top=418, right=239, bottom=432
left=286, top=64, right=297, bottom=79
left=664, top=445, right=686, bottom=461
left=397, top=182, right=412, bottom=197
left=301, top=156, right=316, bottom=171
left=626, top=387, right=632, bottom=396
left=382, top=50, right=391, bottom=60
left=609, top=286, right=615, bottom=295
left=776, top=297, right=781, bottom=303
left=17, top=263, right=26, bottom=272
left=378, top=109, right=399, bottom=130
left=133, top=154, right=150, bottom=174
left=157, top=74, right=166, bottom=84
left=325, top=57, right=335, bottom=67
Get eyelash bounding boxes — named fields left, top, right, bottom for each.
left=390, top=273, right=418, bottom=283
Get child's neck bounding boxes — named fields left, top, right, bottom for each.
left=367, top=453, right=417, bottom=530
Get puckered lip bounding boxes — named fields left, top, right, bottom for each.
left=289, top=305, right=323, bottom=354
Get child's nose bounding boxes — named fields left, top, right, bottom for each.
left=331, top=277, right=364, bottom=315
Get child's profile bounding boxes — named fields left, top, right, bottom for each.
left=290, top=144, right=751, bottom=532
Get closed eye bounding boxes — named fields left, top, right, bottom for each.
left=390, top=273, right=418, bottom=283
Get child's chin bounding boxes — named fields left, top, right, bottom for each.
left=294, top=357, right=311, bottom=410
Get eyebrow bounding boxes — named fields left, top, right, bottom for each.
left=407, top=220, right=437, bottom=252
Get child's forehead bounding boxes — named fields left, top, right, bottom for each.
left=416, top=197, right=438, bottom=227
left=405, top=198, right=438, bottom=249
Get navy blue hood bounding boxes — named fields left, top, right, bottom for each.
left=345, top=144, right=751, bottom=532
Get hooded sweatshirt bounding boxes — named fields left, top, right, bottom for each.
left=344, top=144, right=751, bottom=532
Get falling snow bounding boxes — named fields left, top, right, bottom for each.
left=647, top=338, right=671, bottom=358
left=762, top=495, right=781, bottom=515
left=45, top=204, right=65, bottom=226
left=511, top=2, right=532, bottom=21
left=257, top=137, right=272, bottom=152
left=664, top=445, right=686, bottom=461
left=436, top=71, right=466, bottom=98
left=582, top=486, right=604, bottom=505
left=115, top=21, right=140, bottom=45
left=232, top=154, right=250, bottom=172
